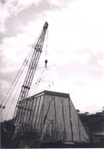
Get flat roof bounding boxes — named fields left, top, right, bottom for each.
left=20, top=90, right=70, bottom=103
left=35, top=90, right=70, bottom=98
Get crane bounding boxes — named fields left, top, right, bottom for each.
left=13, top=22, right=48, bottom=123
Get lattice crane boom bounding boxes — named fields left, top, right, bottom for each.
left=18, top=22, right=48, bottom=101
left=13, top=22, right=48, bottom=119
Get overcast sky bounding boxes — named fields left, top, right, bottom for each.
left=0, top=0, right=104, bottom=120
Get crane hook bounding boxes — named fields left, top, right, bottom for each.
left=45, top=59, right=48, bottom=68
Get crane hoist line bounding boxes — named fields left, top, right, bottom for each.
left=13, top=22, right=48, bottom=121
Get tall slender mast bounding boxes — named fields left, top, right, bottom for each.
left=13, top=22, right=48, bottom=120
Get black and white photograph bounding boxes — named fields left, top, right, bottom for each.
left=0, top=0, right=104, bottom=148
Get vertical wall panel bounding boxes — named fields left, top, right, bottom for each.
left=31, top=96, right=37, bottom=127
left=28, top=99, right=34, bottom=125
left=79, top=118, right=89, bottom=142
left=70, top=98, right=89, bottom=142
left=63, top=98, right=72, bottom=142
left=55, top=97, right=63, bottom=141
left=23, top=100, right=29, bottom=124
left=36, top=95, right=44, bottom=128
left=32, top=97, right=38, bottom=127
left=70, top=99, right=80, bottom=141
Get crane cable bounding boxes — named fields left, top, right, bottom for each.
left=44, top=29, right=56, bottom=90
left=34, top=60, right=51, bottom=93
left=29, top=29, right=49, bottom=94
left=29, top=67, right=45, bottom=95
left=1, top=32, right=44, bottom=120
left=0, top=62, right=27, bottom=110
left=31, top=60, right=56, bottom=94
left=0, top=35, right=40, bottom=111
left=30, top=29, right=56, bottom=93
left=4, top=66, right=29, bottom=119
left=46, top=67, right=56, bottom=90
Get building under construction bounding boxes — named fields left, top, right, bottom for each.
left=12, top=90, right=89, bottom=148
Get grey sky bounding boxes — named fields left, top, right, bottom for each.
left=0, top=0, right=104, bottom=120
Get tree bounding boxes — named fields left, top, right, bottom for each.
left=84, top=112, right=90, bottom=115
left=76, top=109, right=80, bottom=113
